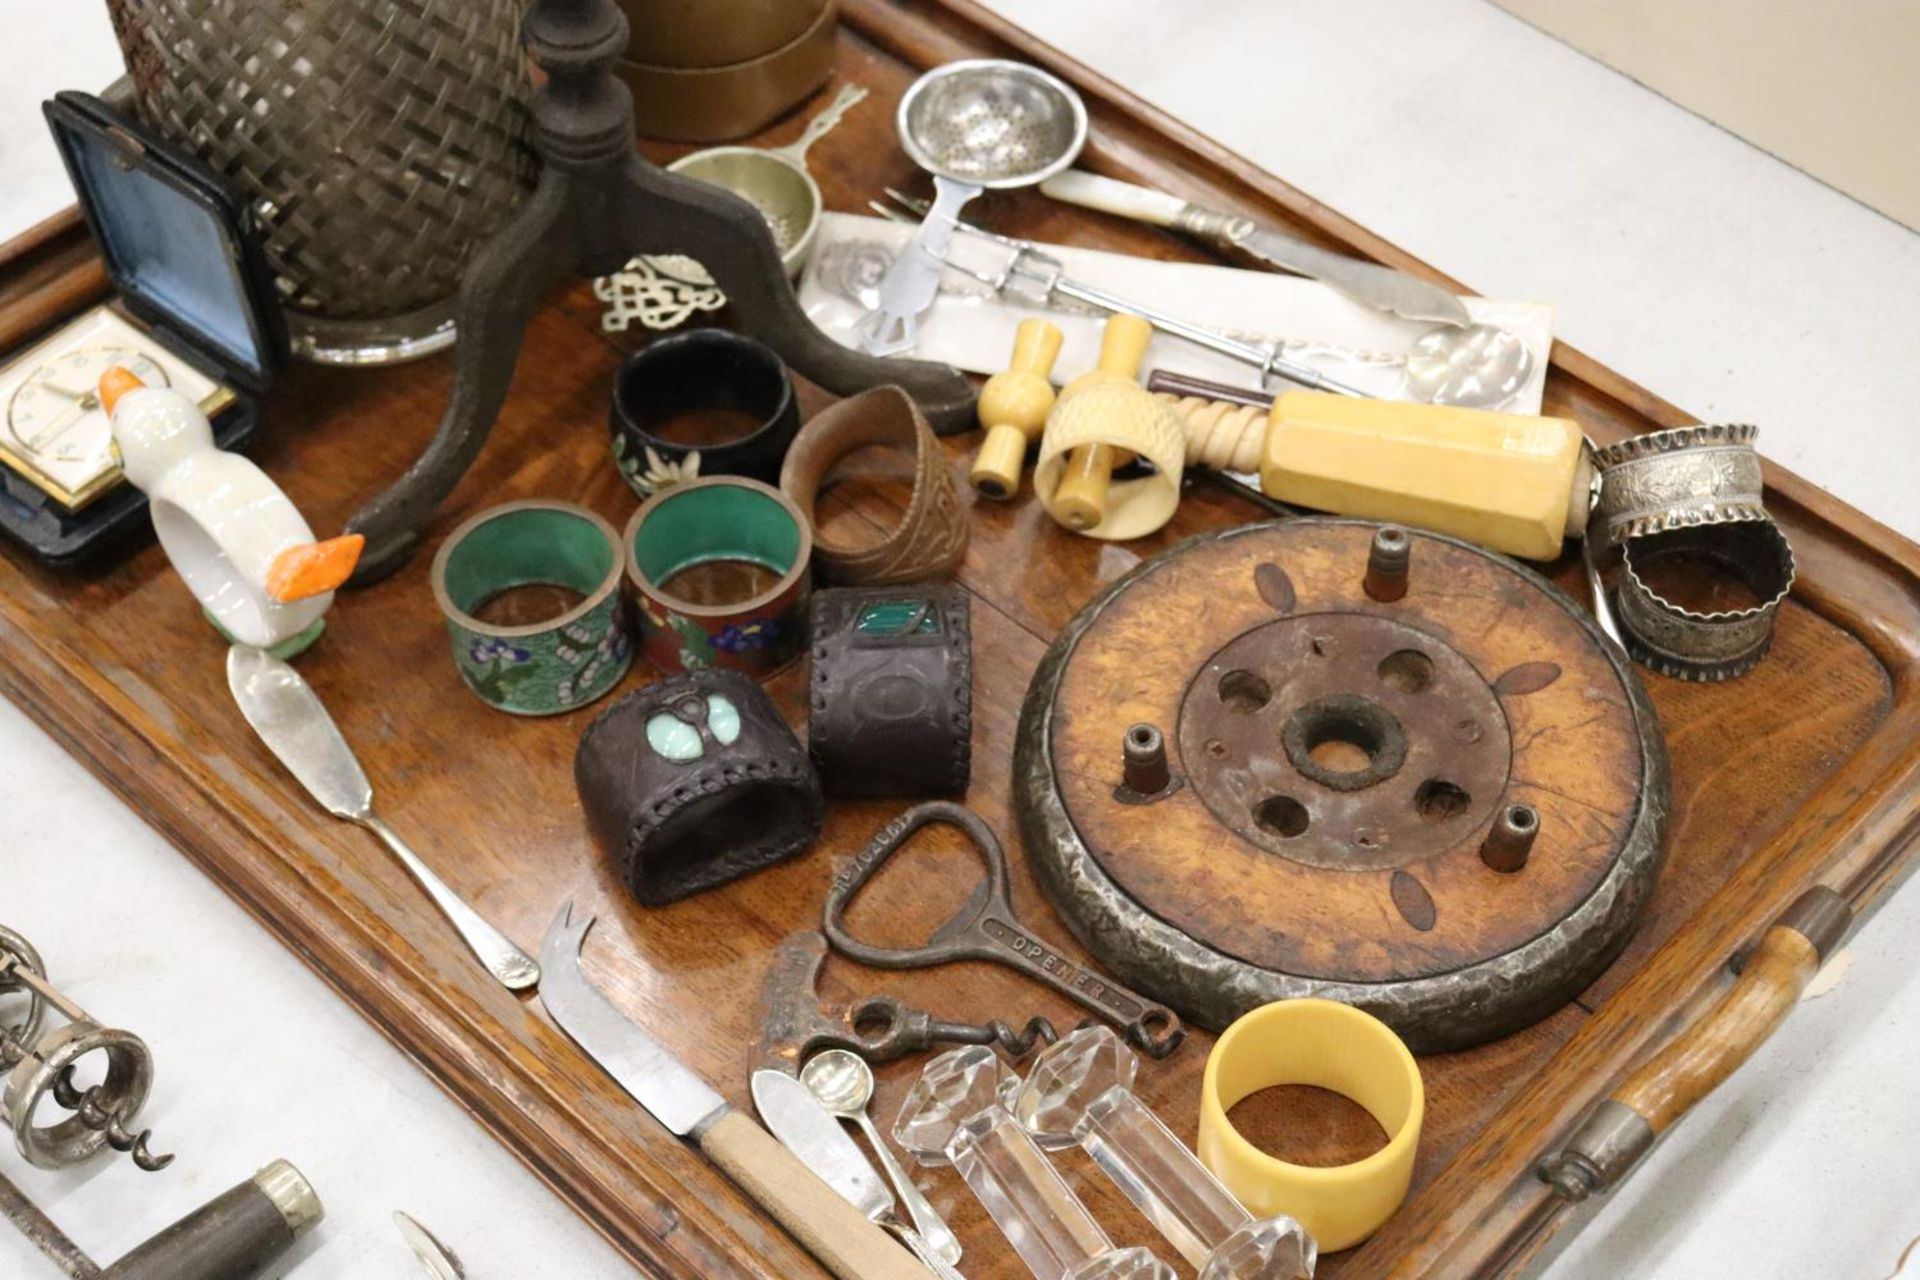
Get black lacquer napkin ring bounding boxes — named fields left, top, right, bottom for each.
left=609, top=329, right=800, bottom=490
left=575, top=668, right=823, bottom=904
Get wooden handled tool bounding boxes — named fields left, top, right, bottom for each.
left=971, top=318, right=1063, bottom=500
left=1147, top=370, right=1592, bottom=560
left=540, top=905, right=932, bottom=1280
left=1032, top=314, right=1185, bottom=539
left=697, top=1109, right=935, bottom=1280
left=1540, top=886, right=1851, bottom=1203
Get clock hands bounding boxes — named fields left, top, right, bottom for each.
left=34, top=381, right=100, bottom=409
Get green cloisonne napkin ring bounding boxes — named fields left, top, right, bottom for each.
left=623, top=475, right=812, bottom=679
left=430, top=500, right=633, bottom=715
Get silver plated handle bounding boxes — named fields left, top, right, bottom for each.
left=884, top=1220, right=968, bottom=1280
left=359, top=815, right=539, bottom=991
left=857, top=1112, right=962, bottom=1265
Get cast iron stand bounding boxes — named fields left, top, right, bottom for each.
left=344, top=0, right=974, bottom=584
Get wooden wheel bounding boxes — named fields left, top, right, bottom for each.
left=1015, top=519, right=1670, bottom=1051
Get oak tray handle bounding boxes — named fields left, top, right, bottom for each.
left=1541, top=885, right=1851, bottom=1202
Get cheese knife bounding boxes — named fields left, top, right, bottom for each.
left=1040, top=169, right=1472, bottom=327
left=538, top=903, right=932, bottom=1280
left=751, top=1069, right=968, bottom=1280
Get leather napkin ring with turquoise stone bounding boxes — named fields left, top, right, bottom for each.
left=430, top=500, right=632, bottom=715
left=575, top=668, right=824, bottom=905
left=808, top=585, right=972, bottom=797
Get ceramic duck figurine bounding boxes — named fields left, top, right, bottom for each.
left=100, top=366, right=362, bottom=653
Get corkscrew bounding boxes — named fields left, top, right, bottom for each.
left=753, top=929, right=1061, bottom=1075
left=1, top=924, right=172, bottom=1172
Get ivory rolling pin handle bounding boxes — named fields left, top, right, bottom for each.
left=1541, top=886, right=1852, bottom=1203
left=972, top=318, right=1063, bottom=499
left=1049, top=313, right=1154, bottom=530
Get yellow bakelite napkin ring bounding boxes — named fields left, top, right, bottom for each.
left=1198, top=998, right=1423, bottom=1252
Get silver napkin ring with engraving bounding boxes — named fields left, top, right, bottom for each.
left=1615, top=520, right=1796, bottom=681
left=1591, top=424, right=1793, bottom=681
left=1591, top=423, right=1767, bottom=546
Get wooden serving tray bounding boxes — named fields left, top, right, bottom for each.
left=3, top=2, right=1916, bottom=1276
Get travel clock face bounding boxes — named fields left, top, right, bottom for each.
left=0, top=307, right=228, bottom=511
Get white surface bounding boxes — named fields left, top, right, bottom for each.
left=3, top=1, right=1920, bottom=1278
left=0, top=693, right=629, bottom=1278
left=0, top=5, right=122, bottom=243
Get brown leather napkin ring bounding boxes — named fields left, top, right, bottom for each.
left=779, top=385, right=968, bottom=585
left=808, top=585, right=972, bottom=798
left=575, top=668, right=824, bottom=905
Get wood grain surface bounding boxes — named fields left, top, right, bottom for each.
left=0, top=2, right=1915, bottom=1277
left=1046, top=520, right=1648, bottom=988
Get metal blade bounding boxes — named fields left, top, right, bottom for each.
left=394, top=1211, right=467, bottom=1279
left=1231, top=222, right=1472, bottom=327
left=751, top=1069, right=893, bottom=1220
left=538, top=903, right=728, bottom=1136
left=226, top=644, right=373, bottom=820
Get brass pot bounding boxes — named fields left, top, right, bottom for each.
left=616, top=0, right=837, bottom=142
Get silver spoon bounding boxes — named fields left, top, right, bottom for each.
left=801, top=1048, right=962, bottom=1266
left=1403, top=322, right=1534, bottom=409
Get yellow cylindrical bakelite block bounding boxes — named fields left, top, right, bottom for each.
left=971, top=319, right=1063, bottom=500
left=1199, top=999, right=1423, bottom=1252
left=1259, top=392, right=1589, bottom=561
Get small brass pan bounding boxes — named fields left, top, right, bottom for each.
left=668, top=83, right=866, bottom=276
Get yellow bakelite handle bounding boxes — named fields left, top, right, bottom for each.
left=1259, top=392, right=1588, bottom=561
left=1198, top=999, right=1423, bottom=1253
left=1094, top=311, right=1153, bottom=377
left=971, top=318, right=1063, bottom=499
left=1052, top=314, right=1151, bottom=528
left=1050, top=442, right=1118, bottom=530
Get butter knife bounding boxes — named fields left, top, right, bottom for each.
left=1040, top=169, right=1471, bottom=327
left=752, top=1069, right=967, bottom=1280
left=225, top=645, right=540, bottom=991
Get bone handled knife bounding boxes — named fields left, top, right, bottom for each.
left=538, top=904, right=932, bottom=1280
left=1039, top=169, right=1472, bottom=327
left=751, top=1070, right=967, bottom=1280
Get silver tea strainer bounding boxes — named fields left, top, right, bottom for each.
left=857, top=58, right=1087, bottom=355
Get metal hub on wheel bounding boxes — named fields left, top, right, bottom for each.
left=1014, top=519, right=1670, bottom=1051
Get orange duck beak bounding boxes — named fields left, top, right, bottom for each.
left=98, top=365, right=145, bottom=414
left=265, top=535, right=366, bottom=602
